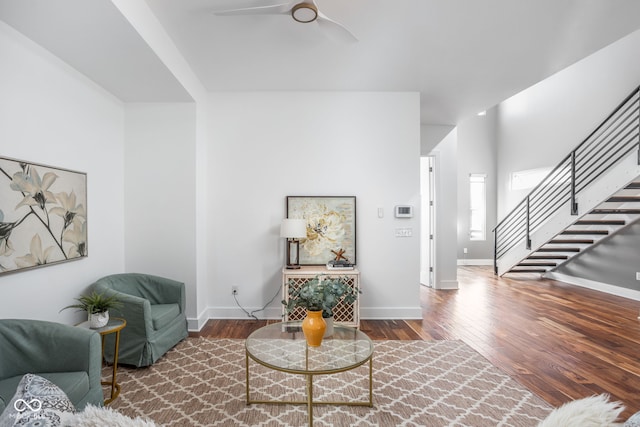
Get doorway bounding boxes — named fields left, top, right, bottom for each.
left=420, top=156, right=435, bottom=287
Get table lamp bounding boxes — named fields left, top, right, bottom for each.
left=280, top=219, right=307, bottom=269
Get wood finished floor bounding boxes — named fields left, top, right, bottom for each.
left=195, top=266, right=640, bottom=417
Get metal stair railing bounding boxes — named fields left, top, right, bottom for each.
left=494, top=86, right=640, bottom=275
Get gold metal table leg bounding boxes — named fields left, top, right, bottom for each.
left=368, top=357, right=373, bottom=407
left=245, top=350, right=250, bottom=404
left=245, top=353, right=374, bottom=424
left=103, top=329, right=122, bottom=405
left=307, top=374, right=313, bottom=427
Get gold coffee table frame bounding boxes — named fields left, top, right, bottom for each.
left=245, top=321, right=374, bottom=426
left=77, top=317, right=126, bottom=405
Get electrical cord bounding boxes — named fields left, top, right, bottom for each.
left=232, top=285, right=282, bottom=320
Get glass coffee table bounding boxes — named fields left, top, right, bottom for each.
left=245, top=321, right=374, bottom=426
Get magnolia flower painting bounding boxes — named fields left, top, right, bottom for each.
left=286, top=196, right=356, bottom=265
left=0, top=157, right=87, bottom=275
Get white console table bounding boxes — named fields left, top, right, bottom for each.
left=282, top=266, right=360, bottom=328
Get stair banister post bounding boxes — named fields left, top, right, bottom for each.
left=525, top=196, right=531, bottom=250
left=571, top=151, right=578, bottom=215
left=493, top=228, right=498, bottom=275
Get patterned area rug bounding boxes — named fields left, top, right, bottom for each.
left=108, top=338, right=551, bottom=426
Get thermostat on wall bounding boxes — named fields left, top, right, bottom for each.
left=395, top=205, right=413, bottom=218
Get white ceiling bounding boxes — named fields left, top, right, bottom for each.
left=0, top=0, right=193, bottom=102
left=2, top=0, right=640, bottom=124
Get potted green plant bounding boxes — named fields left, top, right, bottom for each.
left=61, top=291, right=122, bottom=329
left=282, top=275, right=359, bottom=342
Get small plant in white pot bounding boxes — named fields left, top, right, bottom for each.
left=62, top=291, right=122, bottom=328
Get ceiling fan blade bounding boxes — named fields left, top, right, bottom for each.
left=213, top=2, right=293, bottom=16
left=316, top=11, right=358, bottom=43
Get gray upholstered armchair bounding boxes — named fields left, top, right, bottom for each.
left=0, top=319, right=103, bottom=415
left=92, top=273, right=188, bottom=367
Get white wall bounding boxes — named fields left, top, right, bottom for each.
left=194, top=101, right=209, bottom=329
left=497, top=29, right=640, bottom=217
left=420, top=125, right=460, bottom=288
left=123, top=103, right=198, bottom=321
left=421, top=125, right=455, bottom=155
left=456, top=110, right=497, bottom=262
left=429, top=129, right=459, bottom=289
left=206, top=92, right=422, bottom=321
left=0, top=22, right=125, bottom=324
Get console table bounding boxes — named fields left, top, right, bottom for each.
left=282, top=266, right=360, bottom=327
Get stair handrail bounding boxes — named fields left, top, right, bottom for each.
left=493, top=85, right=640, bottom=274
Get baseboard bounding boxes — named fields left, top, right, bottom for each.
left=457, top=259, right=492, bottom=266
left=187, top=306, right=282, bottom=332
left=187, top=307, right=210, bottom=332
left=434, top=279, right=459, bottom=290
left=188, top=306, right=422, bottom=329
left=545, top=272, right=640, bottom=301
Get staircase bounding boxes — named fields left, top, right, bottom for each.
left=494, top=86, right=640, bottom=276
left=508, top=183, right=640, bottom=274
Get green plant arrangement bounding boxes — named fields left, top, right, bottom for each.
left=61, top=291, right=122, bottom=315
left=282, top=275, right=359, bottom=319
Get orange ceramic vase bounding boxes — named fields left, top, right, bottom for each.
left=301, top=310, right=326, bottom=347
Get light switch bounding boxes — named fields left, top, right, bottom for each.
left=378, top=208, right=384, bottom=218
left=395, top=228, right=413, bottom=237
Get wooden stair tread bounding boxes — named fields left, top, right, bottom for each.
left=625, top=182, right=640, bottom=189
left=518, top=262, right=557, bottom=267
left=536, top=247, right=580, bottom=252
left=590, top=209, right=640, bottom=214
left=549, top=239, right=594, bottom=244
left=527, top=255, right=569, bottom=260
left=606, top=196, right=640, bottom=203
left=561, top=230, right=608, bottom=235
left=575, top=219, right=625, bottom=225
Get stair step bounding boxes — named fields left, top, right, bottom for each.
left=549, top=239, right=594, bottom=244
left=606, top=196, right=640, bottom=203
left=527, top=255, right=569, bottom=260
left=509, top=269, right=548, bottom=274
left=518, top=262, right=557, bottom=267
left=625, top=182, right=640, bottom=189
left=536, top=247, right=580, bottom=252
left=575, top=219, right=626, bottom=225
left=561, top=230, right=608, bottom=235
left=591, top=209, right=640, bottom=215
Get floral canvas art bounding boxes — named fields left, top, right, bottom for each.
left=0, top=156, right=87, bottom=275
left=286, top=196, right=356, bottom=265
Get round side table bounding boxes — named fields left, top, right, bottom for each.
left=77, top=317, right=126, bottom=404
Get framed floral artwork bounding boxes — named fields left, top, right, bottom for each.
left=286, top=196, right=356, bottom=265
left=0, top=156, right=87, bottom=275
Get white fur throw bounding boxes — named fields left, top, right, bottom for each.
left=539, top=394, right=625, bottom=427
left=63, top=404, right=160, bottom=427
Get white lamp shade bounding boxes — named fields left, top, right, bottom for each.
left=280, top=219, right=307, bottom=238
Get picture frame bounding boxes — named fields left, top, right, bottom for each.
left=286, top=196, right=356, bottom=265
left=0, top=156, right=88, bottom=275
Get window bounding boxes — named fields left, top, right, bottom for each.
left=469, top=174, right=486, bottom=241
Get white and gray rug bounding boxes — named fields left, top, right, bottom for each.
left=108, top=338, right=552, bottom=426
